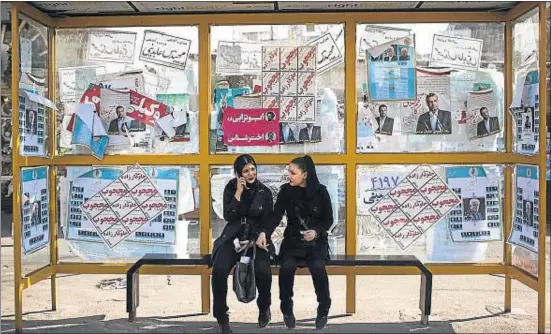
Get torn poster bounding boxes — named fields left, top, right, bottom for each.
left=70, top=103, right=109, bottom=160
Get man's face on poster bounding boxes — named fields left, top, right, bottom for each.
left=480, top=107, right=489, bottom=120
left=28, top=111, right=35, bottom=124
left=426, top=95, right=439, bottom=112
left=116, top=106, right=125, bottom=119
left=469, top=199, right=480, bottom=212
left=379, top=105, right=387, bottom=118
left=526, top=202, right=532, bottom=212
left=400, top=48, right=408, bottom=57
left=386, top=47, right=394, bottom=58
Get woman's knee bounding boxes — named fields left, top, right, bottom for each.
left=279, top=257, right=297, bottom=273
left=212, top=258, right=233, bottom=278
left=308, top=260, right=327, bottom=276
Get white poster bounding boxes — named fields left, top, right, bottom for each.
left=358, top=25, right=411, bottom=58
left=139, top=30, right=191, bottom=70
left=262, top=46, right=317, bottom=123
left=507, top=165, right=539, bottom=254
left=58, top=66, right=106, bottom=102
left=401, top=68, right=451, bottom=135
left=79, top=164, right=171, bottom=249
left=307, top=33, right=343, bottom=74
left=87, top=30, right=137, bottom=63
left=369, top=165, right=460, bottom=250
left=446, top=166, right=502, bottom=242
left=466, top=89, right=500, bottom=140
left=21, top=166, right=49, bottom=254
left=216, top=41, right=262, bottom=75
left=357, top=167, right=406, bottom=215
left=20, top=38, right=32, bottom=74
left=429, top=34, right=483, bottom=71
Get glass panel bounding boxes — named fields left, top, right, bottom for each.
left=18, top=14, right=50, bottom=157
left=356, top=164, right=504, bottom=263
left=356, top=23, right=505, bottom=153
left=210, top=24, right=345, bottom=154
left=57, top=165, right=200, bottom=262
left=512, top=9, right=540, bottom=155
left=55, top=27, right=199, bottom=155
left=210, top=164, right=346, bottom=255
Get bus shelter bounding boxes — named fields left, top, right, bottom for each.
left=3, top=1, right=548, bottom=333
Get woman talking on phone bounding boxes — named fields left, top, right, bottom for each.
left=209, top=154, right=274, bottom=334
left=256, top=155, right=334, bottom=330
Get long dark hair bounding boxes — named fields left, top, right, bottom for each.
left=291, top=155, right=320, bottom=199
left=233, top=154, right=257, bottom=177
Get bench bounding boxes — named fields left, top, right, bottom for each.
left=126, top=253, right=432, bottom=325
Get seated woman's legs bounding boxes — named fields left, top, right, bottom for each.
left=278, top=255, right=298, bottom=316
left=254, top=248, right=272, bottom=327
left=211, top=242, right=239, bottom=322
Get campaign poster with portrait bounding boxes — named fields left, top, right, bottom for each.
left=510, top=68, right=539, bottom=154
left=401, top=68, right=452, bottom=135
left=466, top=89, right=501, bottom=140
left=507, top=165, right=539, bottom=254
left=223, top=107, right=279, bottom=146
left=367, top=102, right=400, bottom=137
left=446, top=166, right=502, bottom=242
left=366, top=35, right=416, bottom=102
left=21, top=166, right=49, bottom=255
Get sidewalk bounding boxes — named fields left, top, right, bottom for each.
left=1, top=237, right=550, bottom=333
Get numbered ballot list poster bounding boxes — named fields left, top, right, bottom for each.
left=67, top=165, right=179, bottom=247
left=368, top=165, right=460, bottom=250
left=507, top=165, right=539, bottom=254
left=21, top=166, right=49, bottom=254
left=446, top=167, right=502, bottom=242
left=19, top=95, right=47, bottom=156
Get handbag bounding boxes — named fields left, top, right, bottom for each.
left=233, top=244, right=256, bottom=303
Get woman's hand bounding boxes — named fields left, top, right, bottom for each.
left=303, top=230, right=317, bottom=242
left=235, top=177, right=246, bottom=200
left=256, top=232, right=268, bottom=250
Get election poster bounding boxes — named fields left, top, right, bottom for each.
left=366, top=35, right=416, bottom=102
left=368, top=165, right=460, bottom=250
left=358, top=25, right=411, bottom=58
left=65, top=166, right=192, bottom=247
left=21, top=166, right=49, bottom=255
left=18, top=91, right=56, bottom=156
left=261, top=46, right=317, bottom=123
left=306, top=33, right=343, bottom=74
left=507, top=165, right=539, bottom=254
left=155, top=93, right=191, bottom=142
left=446, top=166, right=502, bottom=242
left=58, top=66, right=106, bottom=102
left=222, top=107, right=279, bottom=146
left=216, top=41, right=262, bottom=75
left=70, top=103, right=110, bottom=160
left=139, top=30, right=191, bottom=70
left=510, top=69, right=539, bottom=155
left=401, top=68, right=452, bottom=135
left=429, top=34, right=483, bottom=71
left=74, top=164, right=181, bottom=249
left=466, top=89, right=500, bottom=140
left=87, top=29, right=137, bottom=64
left=356, top=166, right=407, bottom=215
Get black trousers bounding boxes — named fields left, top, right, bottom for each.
left=211, top=240, right=272, bottom=321
left=278, top=245, right=331, bottom=317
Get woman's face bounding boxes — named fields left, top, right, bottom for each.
left=240, top=163, right=257, bottom=184
left=288, top=163, right=307, bottom=187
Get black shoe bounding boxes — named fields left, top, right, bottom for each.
left=315, top=315, right=328, bottom=330
left=258, top=309, right=271, bottom=328
left=217, top=318, right=232, bottom=334
left=283, top=313, right=296, bottom=329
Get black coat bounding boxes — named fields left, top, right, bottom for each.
left=262, top=183, right=333, bottom=260
left=207, top=178, right=274, bottom=267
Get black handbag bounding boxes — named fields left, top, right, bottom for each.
left=233, top=244, right=256, bottom=303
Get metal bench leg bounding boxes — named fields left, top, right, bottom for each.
left=419, top=272, right=432, bottom=325
left=127, top=266, right=140, bottom=322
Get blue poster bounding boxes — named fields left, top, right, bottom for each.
left=21, top=166, right=49, bottom=254
left=367, top=35, right=416, bottom=101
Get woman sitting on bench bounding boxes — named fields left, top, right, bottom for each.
left=210, top=154, right=274, bottom=334
left=256, top=155, right=334, bottom=330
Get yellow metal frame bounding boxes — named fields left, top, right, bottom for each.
left=9, top=2, right=547, bottom=333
